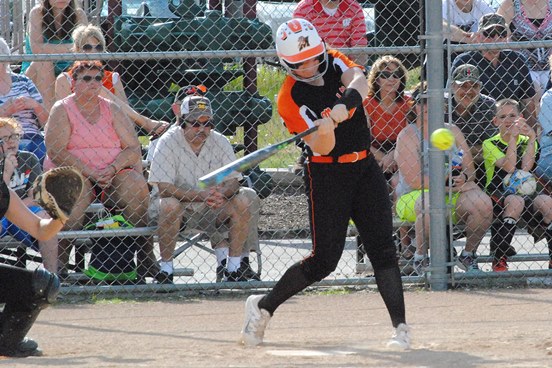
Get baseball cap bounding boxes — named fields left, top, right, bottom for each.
left=174, top=84, right=207, bottom=104
left=479, top=13, right=507, bottom=32
left=180, top=95, right=213, bottom=120
left=451, top=64, right=480, bottom=84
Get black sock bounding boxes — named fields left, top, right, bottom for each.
left=375, top=265, right=406, bottom=328
left=492, top=217, right=517, bottom=259
left=241, top=257, right=250, bottom=267
left=545, top=223, right=552, bottom=259
left=490, top=220, right=502, bottom=255
left=259, top=262, right=312, bottom=316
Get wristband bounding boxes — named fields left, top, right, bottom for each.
left=334, top=88, right=363, bottom=110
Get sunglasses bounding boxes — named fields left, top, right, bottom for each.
left=82, top=44, right=104, bottom=52
left=378, top=70, right=402, bottom=79
left=78, top=75, right=103, bottom=82
left=0, top=133, right=21, bottom=143
left=482, top=28, right=507, bottom=39
left=186, top=119, right=213, bottom=128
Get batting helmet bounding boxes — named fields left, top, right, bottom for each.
left=275, top=19, right=328, bottom=82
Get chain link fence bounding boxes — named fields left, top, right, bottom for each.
left=0, top=0, right=551, bottom=296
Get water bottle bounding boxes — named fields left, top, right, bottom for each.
left=451, top=149, right=464, bottom=185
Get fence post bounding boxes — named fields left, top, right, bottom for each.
left=425, top=0, right=448, bottom=291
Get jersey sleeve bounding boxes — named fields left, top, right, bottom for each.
left=329, top=49, right=362, bottom=71
left=277, top=78, right=312, bottom=135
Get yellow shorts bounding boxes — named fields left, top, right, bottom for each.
left=396, top=190, right=460, bottom=224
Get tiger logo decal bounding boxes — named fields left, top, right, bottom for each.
left=298, top=36, right=310, bottom=51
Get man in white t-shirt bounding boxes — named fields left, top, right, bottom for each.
left=425, top=0, right=495, bottom=82
left=443, top=0, right=495, bottom=37
left=148, top=95, right=260, bottom=284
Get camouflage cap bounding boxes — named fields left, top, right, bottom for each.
left=479, top=13, right=507, bottom=32
left=452, top=64, right=480, bottom=84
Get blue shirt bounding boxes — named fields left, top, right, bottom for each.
left=0, top=73, right=43, bottom=136
left=538, top=89, right=552, bottom=158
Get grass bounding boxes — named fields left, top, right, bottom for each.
left=226, top=64, right=422, bottom=169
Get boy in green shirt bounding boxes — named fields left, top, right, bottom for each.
left=483, top=99, right=552, bottom=271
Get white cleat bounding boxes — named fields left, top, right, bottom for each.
left=240, top=295, right=271, bottom=346
left=387, top=323, right=411, bottom=350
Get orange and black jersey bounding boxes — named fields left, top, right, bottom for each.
left=277, top=50, right=370, bottom=157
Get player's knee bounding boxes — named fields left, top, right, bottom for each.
left=302, top=258, right=338, bottom=282
left=370, top=249, right=398, bottom=271
left=233, top=198, right=252, bottom=219
left=32, top=269, right=60, bottom=308
left=159, top=197, right=182, bottom=216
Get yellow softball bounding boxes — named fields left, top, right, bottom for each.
left=430, top=128, right=455, bottom=151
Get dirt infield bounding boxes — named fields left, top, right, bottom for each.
left=2, top=288, right=552, bottom=367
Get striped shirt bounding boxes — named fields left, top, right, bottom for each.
left=293, top=0, right=367, bottom=50
left=0, top=72, right=43, bottom=137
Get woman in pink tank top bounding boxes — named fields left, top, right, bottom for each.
left=44, top=61, right=158, bottom=278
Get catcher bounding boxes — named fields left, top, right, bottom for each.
left=0, top=165, right=83, bottom=357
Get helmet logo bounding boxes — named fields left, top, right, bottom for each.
left=287, top=19, right=303, bottom=33
left=298, top=36, right=310, bottom=51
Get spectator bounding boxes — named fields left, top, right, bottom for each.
left=483, top=98, right=552, bottom=271
left=395, top=83, right=493, bottom=275
left=442, top=0, right=495, bottom=42
left=498, top=0, right=552, bottom=99
left=364, top=55, right=413, bottom=256
left=438, top=0, right=495, bottom=78
left=451, top=13, right=538, bottom=128
left=0, top=37, right=49, bottom=164
left=0, top=117, right=58, bottom=272
left=148, top=94, right=261, bottom=284
left=447, top=63, right=497, bottom=183
left=44, top=60, right=158, bottom=281
left=55, top=24, right=169, bottom=138
left=146, top=84, right=207, bottom=161
left=365, top=55, right=412, bottom=183
left=21, top=0, right=87, bottom=112
left=536, top=77, right=552, bottom=191
left=293, top=0, right=368, bottom=66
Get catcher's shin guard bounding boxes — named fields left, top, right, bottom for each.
left=0, top=309, right=42, bottom=357
left=32, top=268, right=60, bottom=308
left=0, top=269, right=59, bottom=357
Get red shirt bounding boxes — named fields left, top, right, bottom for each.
left=364, top=95, right=412, bottom=144
left=293, top=0, right=368, bottom=49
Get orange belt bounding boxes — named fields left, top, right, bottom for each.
left=309, top=150, right=369, bottom=164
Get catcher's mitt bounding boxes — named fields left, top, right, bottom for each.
left=33, top=166, right=84, bottom=223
